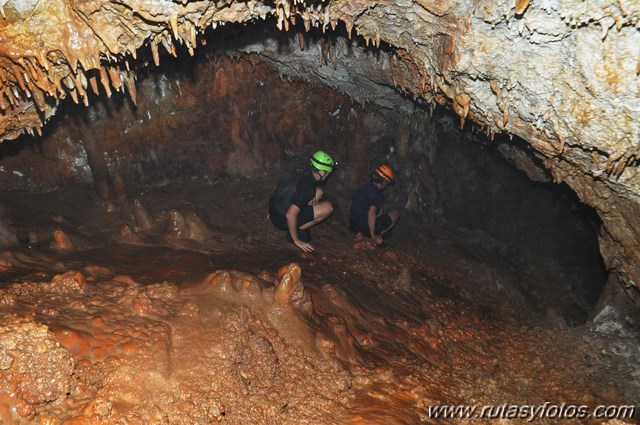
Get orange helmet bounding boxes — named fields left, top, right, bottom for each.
left=374, top=165, right=395, bottom=184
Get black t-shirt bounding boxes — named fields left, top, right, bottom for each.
left=349, top=182, right=384, bottom=228
left=269, top=168, right=315, bottom=217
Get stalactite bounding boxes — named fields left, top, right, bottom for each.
left=5, top=86, right=16, bottom=106
left=189, top=22, right=197, bottom=50
left=73, top=72, right=89, bottom=106
left=151, top=40, right=160, bottom=66
left=31, top=87, right=46, bottom=112
left=107, top=66, right=122, bottom=92
left=89, top=75, right=100, bottom=95
left=69, top=87, right=79, bottom=104
left=515, top=0, right=531, bottom=15
left=15, top=70, right=27, bottom=93
left=123, top=71, right=137, bottom=105
left=346, top=20, right=353, bottom=39
left=170, top=14, right=179, bottom=40
left=99, top=66, right=113, bottom=98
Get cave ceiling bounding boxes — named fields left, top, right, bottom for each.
left=0, top=0, right=639, bottom=294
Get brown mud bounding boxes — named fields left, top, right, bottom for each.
left=0, top=178, right=637, bottom=424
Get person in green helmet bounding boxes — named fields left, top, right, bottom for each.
left=268, top=150, right=335, bottom=252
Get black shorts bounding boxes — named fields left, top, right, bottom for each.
left=349, top=214, right=392, bottom=237
left=269, top=204, right=315, bottom=231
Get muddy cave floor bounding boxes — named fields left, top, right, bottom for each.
left=0, top=176, right=638, bottom=424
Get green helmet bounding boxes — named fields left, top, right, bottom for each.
left=310, top=150, right=335, bottom=172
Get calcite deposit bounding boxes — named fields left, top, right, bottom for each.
left=0, top=316, right=74, bottom=420
left=0, top=265, right=353, bottom=424
left=0, top=178, right=636, bottom=424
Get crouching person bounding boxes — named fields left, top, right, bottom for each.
left=268, top=150, right=335, bottom=252
left=349, top=165, right=399, bottom=245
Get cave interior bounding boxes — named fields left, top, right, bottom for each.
left=0, top=14, right=638, bottom=425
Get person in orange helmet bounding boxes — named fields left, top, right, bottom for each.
left=348, top=164, right=400, bottom=245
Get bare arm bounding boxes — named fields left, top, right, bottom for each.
left=368, top=205, right=383, bottom=244
left=286, top=204, right=313, bottom=252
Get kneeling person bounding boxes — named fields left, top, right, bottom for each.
left=349, top=165, right=399, bottom=245
left=269, top=150, right=335, bottom=252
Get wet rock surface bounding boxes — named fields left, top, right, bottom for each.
left=0, top=316, right=74, bottom=420
left=0, top=178, right=637, bottom=424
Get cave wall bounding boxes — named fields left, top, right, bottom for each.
left=431, top=125, right=605, bottom=313
left=0, top=53, right=431, bottom=202
left=0, top=52, right=606, bottom=318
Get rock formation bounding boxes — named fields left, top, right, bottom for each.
left=0, top=0, right=638, bottom=297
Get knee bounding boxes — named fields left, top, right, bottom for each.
left=321, top=201, right=334, bottom=216
left=324, top=201, right=334, bottom=215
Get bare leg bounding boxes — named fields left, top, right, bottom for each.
left=299, top=201, right=333, bottom=230
left=379, top=209, right=400, bottom=236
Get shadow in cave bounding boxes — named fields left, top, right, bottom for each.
left=0, top=134, right=44, bottom=160
left=421, top=107, right=607, bottom=326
